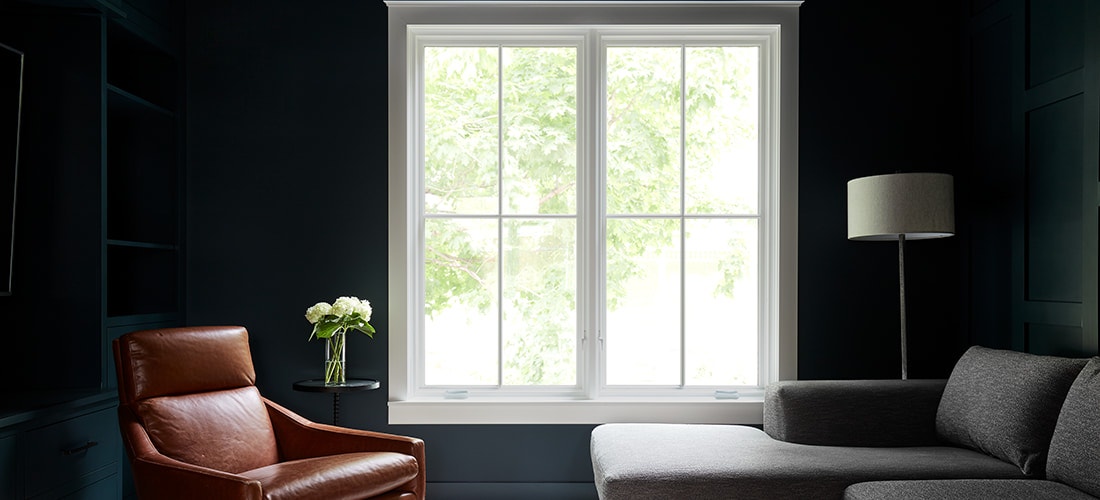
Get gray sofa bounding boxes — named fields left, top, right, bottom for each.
left=590, top=346, right=1100, bottom=499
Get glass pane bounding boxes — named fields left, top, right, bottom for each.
left=606, top=47, right=681, bottom=215
left=685, top=47, right=759, bottom=215
left=502, top=219, right=577, bottom=385
left=424, top=218, right=499, bottom=385
left=502, top=47, right=577, bottom=215
left=684, top=218, right=758, bottom=386
left=605, top=218, right=681, bottom=385
left=424, top=47, right=499, bottom=215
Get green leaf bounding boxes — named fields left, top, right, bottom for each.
left=314, top=321, right=341, bottom=339
left=352, top=323, right=376, bottom=338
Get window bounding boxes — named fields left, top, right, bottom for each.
left=388, top=2, right=800, bottom=425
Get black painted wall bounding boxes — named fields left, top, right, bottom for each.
left=182, top=0, right=977, bottom=496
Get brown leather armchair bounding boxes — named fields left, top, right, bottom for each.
left=113, top=325, right=425, bottom=500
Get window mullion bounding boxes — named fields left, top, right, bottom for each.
left=496, top=44, right=505, bottom=390
left=678, top=44, right=687, bottom=390
left=583, top=29, right=603, bottom=399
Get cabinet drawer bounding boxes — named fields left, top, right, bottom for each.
left=55, top=472, right=119, bottom=500
left=24, top=407, right=119, bottom=498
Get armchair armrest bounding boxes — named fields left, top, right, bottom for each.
left=264, top=397, right=426, bottom=498
left=763, top=379, right=947, bottom=447
left=118, top=407, right=264, bottom=500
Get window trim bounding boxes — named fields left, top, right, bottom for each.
left=387, top=0, right=800, bottom=425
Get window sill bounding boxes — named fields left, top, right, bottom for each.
left=387, top=397, right=764, bottom=425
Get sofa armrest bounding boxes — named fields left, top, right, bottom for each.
left=763, top=379, right=947, bottom=447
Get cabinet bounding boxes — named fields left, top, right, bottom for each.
left=0, top=391, right=121, bottom=499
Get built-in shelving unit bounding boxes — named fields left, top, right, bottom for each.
left=103, top=11, right=183, bottom=500
left=102, top=15, right=182, bottom=385
left=0, top=1, right=183, bottom=497
left=103, top=23, right=182, bottom=497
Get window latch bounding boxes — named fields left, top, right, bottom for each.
left=714, top=390, right=740, bottom=400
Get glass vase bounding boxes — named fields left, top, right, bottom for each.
left=324, top=331, right=346, bottom=385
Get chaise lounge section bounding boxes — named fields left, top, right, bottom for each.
left=590, top=346, right=1098, bottom=499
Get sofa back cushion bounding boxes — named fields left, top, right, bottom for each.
left=935, top=346, right=1087, bottom=476
left=1046, top=357, right=1100, bottom=496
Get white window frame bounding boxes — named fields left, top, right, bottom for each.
left=387, top=1, right=800, bottom=425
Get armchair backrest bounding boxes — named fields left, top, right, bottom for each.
left=114, top=326, right=280, bottom=473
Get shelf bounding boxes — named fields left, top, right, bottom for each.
left=0, top=388, right=117, bottom=430
left=105, top=312, right=179, bottom=328
left=107, top=239, right=176, bottom=250
left=107, top=84, right=173, bottom=117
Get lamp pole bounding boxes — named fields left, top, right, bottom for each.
left=898, top=233, right=908, bottom=381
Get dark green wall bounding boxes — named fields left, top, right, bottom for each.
left=797, top=0, right=971, bottom=380
left=184, top=2, right=595, bottom=497
left=183, top=0, right=1098, bottom=497
left=965, top=0, right=1100, bottom=358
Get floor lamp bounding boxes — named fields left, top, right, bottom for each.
left=847, top=173, right=955, bottom=380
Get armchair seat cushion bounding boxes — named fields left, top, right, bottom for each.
left=240, top=451, right=420, bottom=500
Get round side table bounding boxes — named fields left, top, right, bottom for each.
left=292, top=378, right=380, bottom=425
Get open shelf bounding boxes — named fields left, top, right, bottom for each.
left=106, top=84, right=177, bottom=245
left=106, top=245, right=178, bottom=317
left=106, top=20, right=176, bottom=111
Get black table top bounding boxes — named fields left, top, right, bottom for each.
left=292, top=378, right=380, bottom=393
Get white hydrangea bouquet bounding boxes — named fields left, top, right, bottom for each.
left=305, top=296, right=376, bottom=384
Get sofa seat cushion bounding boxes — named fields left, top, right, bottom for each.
left=935, top=346, right=1088, bottom=475
left=1047, top=357, right=1100, bottom=497
left=240, top=451, right=420, bottom=500
left=844, top=479, right=1097, bottom=500
left=591, top=423, right=1026, bottom=500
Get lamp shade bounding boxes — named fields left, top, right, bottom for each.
left=847, top=172, right=955, bottom=241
